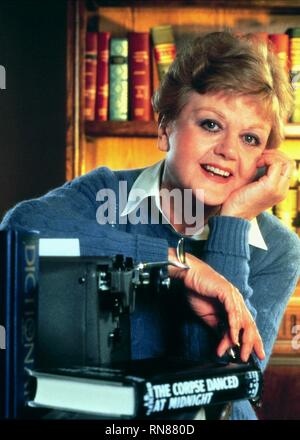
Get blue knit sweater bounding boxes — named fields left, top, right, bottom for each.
left=2, top=166, right=300, bottom=420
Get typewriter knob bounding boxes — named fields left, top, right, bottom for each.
left=109, top=328, right=121, bottom=344
left=139, top=271, right=150, bottom=285
left=112, top=296, right=123, bottom=316
left=78, top=276, right=86, bottom=284
left=161, top=277, right=171, bottom=289
left=98, top=271, right=110, bottom=291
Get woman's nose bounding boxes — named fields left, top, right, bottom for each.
left=213, top=135, right=238, bottom=160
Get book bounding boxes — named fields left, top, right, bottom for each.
left=286, top=28, right=300, bottom=123
left=109, top=38, right=129, bottom=121
left=151, top=46, right=160, bottom=121
left=0, top=229, right=39, bottom=418
left=27, top=356, right=262, bottom=418
left=269, top=34, right=289, bottom=74
left=95, top=32, right=111, bottom=121
left=128, top=32, right=151, bottom=121
left=84, top=31, right=98, bottom=121
left=274, top=188, right=298, bottom=232
left=151, top=25, right=176, bottom=81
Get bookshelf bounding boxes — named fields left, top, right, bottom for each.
left=85, top=120, right=157, bottom=137
left=67, top=0, right=300, bottom=177
left=66, top=0, right=300, bottom=363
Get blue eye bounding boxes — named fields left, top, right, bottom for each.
left=243, top=134, right=260, bottom=146
left=200, top=119, right=221, bottom=132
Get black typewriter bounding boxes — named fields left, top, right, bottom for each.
left=36, top=255, right=263, bottom=420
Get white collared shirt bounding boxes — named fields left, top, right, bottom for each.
left=120, top=160, right=268, bottom=250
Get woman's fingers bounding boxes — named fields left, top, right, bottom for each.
left=257, top=151, right=295, bottom=186
left=240, top=317, right=265, bottom=362
left=240, top=326, right=256, bottom=362
left=257, top=149, right=294, bottom=167
left=217, top=323, right=265, bottom=363
left=205, top=283, right=265, bottom=361
left=280, top=157, right=296, bottom=177
left=176, top=253, right=265, bottom=361
left=217, top=319, right=265, bottom=363
left=187, top=292, right=220, bottom=328
left=253, top=334, right=266, bottom=361
left=216, top=332, right=233, bottom=358
left=184, top=265, right=242, bottom=343
left=222, top=285, right=241, bottom=346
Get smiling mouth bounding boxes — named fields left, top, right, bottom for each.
left=200, top=164, right=233, bottom=179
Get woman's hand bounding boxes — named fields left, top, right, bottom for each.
left=168, top=249, right=265, bottom=362
left=220, top=149, right=296, bottom=220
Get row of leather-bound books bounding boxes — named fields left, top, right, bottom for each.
left=84, top=26, right=300, bottom=124
left=84, top=25, right=175, bottom=122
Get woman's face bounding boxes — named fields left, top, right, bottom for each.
left=160, top=91, right=272, bottom=206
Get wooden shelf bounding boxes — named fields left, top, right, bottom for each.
left=88, top=0, right=300, bottom=11
left=85, top=121, right=300, bottom=139
left=85, top=120, right=158, bottom=137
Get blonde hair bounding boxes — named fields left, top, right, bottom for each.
left=152, top=31, right=294, bottom=149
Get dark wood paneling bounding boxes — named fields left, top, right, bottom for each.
left=257, top=365, right=300, bottom=420
left=0, top=0, right=67, bottom=219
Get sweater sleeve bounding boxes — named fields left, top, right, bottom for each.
left=202, top=216, right=257, bottom=319
left=202, top=215, right=300, bottom=370
left=0, top=170, right=168, bottom=264
left=202, top=215, right=300, bottom=421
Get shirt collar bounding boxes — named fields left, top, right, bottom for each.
left=120, top=160, right=268, bottom=250
left=121, top=161, right=162, bottom=217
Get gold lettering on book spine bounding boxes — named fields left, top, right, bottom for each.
left=154, top=43, right=176, bottom=64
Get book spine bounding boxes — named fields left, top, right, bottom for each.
left=13, top=231, right=39, bottom=418
left=84, top=32, right=98, bottom=121
left=151, top=25, right=176, bottom=81
left=109, top=38, right=128, bottom=121
left=95, top=32, right=111, bottom=121
left=269, top=34, right=289, bottom=74
left=0, top=230, right=39, bottom=418
left=137, top=368, right=262, bottom=417
left=128, top=32, right=151, bottom=121
left=274, top=188, right=298, bottom=232
left=287, top=28, right=300, bottom=123
left=296, top=179, right=300, bottom=236
left=151, top=46, right=159, bottom=121
left=277, top=302, right=300, bottom=340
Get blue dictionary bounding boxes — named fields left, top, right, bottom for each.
left=0, top=229, right=39, bottom=418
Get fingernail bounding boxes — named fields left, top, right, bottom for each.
left=217, top=347, right=226, bottom=357
left=242, top=353, right=249, bottom=363
left=234, top=332, right=239, bottom=346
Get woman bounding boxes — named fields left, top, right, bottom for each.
left=2, top=31, right=300, bottom=420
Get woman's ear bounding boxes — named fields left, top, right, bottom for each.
left=158, top=125, right=169, bottom=152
